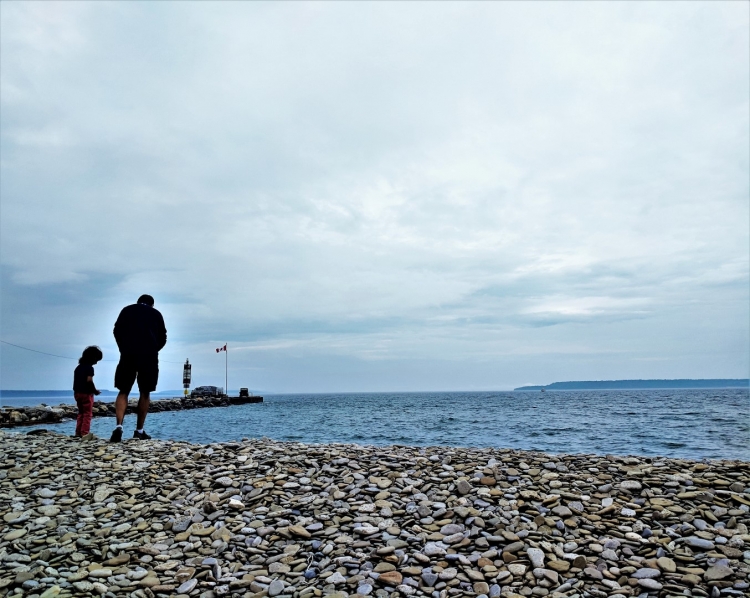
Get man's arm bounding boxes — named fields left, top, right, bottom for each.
left=155, top=312, right=167, bottom=351
left=113, top=308, right=126, bottom=349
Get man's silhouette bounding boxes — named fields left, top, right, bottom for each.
left=109, top=294, right=167, bottom=442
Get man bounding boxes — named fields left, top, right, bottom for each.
left=110, top=294, right=167, bottom=442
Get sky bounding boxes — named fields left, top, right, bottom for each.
left=1, top=1, right=748, bottom=393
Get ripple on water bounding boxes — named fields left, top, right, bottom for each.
left=10, top=389, right=750, bottom=460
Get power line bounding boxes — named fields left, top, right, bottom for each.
left=0, top=340, right=184, bottom=364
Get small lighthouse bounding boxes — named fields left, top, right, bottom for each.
left=183, top=359, right=192, bottom=397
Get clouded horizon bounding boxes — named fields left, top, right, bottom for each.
left=1, top=1, right=748, bottom=392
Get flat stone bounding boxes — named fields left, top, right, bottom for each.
left=378, top=571, right=403, bottom=586
left=704, top=565, right=733, bottom=581
left=685, top=536, right=715, bottom=550
left=637, top=579, right=663, bottom=591
left=527, top=548, right=544, bottom=568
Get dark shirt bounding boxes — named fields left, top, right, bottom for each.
left=113, top=303, right=167, bottom=357
left=73, top=364, right=96, bottom=394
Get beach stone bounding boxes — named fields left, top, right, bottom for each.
left=547, top=560, right=570, bottom=573
left=632, top=568, right=660, bottom=579
left=378, top=571, right=403, bottom=586
left=637, top=579, right=663, bottom=591
left=289, top=524, right=311, bottom=538
left=685, top=536, right=715, bottom=550
left=327, top=572, right=347, bottom=584
left=620, top=480, right=642, bottom=492
left=704, top=565, right=733, bottom=581
left=424, top=542, right=446, bottom=556
left=268, top=579, right=285, bottom=596
left=508, top=564, right=526, bottom=576
left=456, top=480, right=472, bottom=495
left=4, top=528, right=27, bottom=540
left=527, top=548, right=544, bottom=568
left=421, top=571, right=438, bottom=587
left=657, top=557, right=676, bottom=573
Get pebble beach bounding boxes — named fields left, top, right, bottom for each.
left=1, top=431, right=748, bottom=598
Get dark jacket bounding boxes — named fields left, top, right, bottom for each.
left=113, top=303, right=167, bottom=357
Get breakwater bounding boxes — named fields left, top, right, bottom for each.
left=0, top=396, right=263, bottom=428
left=0, top=432, right=748, bottom=598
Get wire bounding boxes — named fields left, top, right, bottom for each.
left=0, top=340, right=184, bottom=364
left=1, top=340, right=79, bottom=360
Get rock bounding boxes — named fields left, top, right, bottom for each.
left=4, top=528, right=27, bottom=541
left=178, top=579, right=198, bottom=593
left=632, top=568, right=660, bottom=579
left=423, top=542, right=446, bottom=556
left=527, top=548, right=545, bottom=568
left=268, top=579, right=285, bottom=597
left=378, top=571, right=403, bottom=586
left=289, top=524, right=311, bottom=538
left=704, top=565, right=733, bottom=581
left=685, top=536, right=715, bottom=550
left=547, top=560, right=570, bottom=572
left=421, top=571, right=438, bottom=587
left=508, top=564, right=526, bottom=576
left=456, top=479, right=472, bottom=495
left=620, top=480, right=642, bottom=492
left=657, top=557, right=676, bottom=573
left=637, top=579, right=663, bottom=591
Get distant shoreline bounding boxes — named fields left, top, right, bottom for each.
left=515, top=378, right=750, bottom=391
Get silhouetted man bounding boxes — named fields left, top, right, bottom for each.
left=109, top=294, right=167, bottom=442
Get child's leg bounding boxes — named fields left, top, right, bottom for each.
left=80, top=394, right=94, bottom=435
left=75, top=394, right=85, bottom=436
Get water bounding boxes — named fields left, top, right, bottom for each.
left=4, top=389, right=749, bottom=461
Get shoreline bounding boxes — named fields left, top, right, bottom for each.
left=0, top=396, right=263, bottom=429
left=1, top=433, right=748, bottom=598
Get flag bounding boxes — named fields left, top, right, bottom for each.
left=216, top=344, right=227, bottom=353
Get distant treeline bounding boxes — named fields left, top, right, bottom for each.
left=515, top=379, right=750, bottom=391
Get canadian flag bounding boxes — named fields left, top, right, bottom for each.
left=216, top=344, right=227, bottom=353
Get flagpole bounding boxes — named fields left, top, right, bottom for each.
left=225, top=343, right=228, bottom=397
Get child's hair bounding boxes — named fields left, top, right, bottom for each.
left=79, top=346, right=103, bottom=365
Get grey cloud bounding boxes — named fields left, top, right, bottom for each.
left=1, top=1, right=748, bottom=391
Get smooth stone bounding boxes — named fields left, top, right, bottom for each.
left=178, top=579, right=198, bottom=593
left=685, top=536, right=715, bottom=550
left=632, top=568, right=660, bottom=579
left=704, top=565, right=733, bottom=581
left=268, top=579, right=285, bottom=597
left=637, top=579, right=663, bottom=591
left=527, top=548, right=545, bottom=569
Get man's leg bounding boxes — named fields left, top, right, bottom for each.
left=115, top=391, right=129, bottom=426
left=136, top=391, right=150, bottom=430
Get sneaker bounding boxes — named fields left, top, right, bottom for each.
left=133, top=430, right=151, bottom=440
left=109, top=427, right=123, bottom=443
left=82, top=433, right=95, bottom=441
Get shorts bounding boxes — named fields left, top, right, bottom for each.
left=114, top=354, right=159, bottom=393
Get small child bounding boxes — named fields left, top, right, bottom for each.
left=73, top=346, right=103, bottom=438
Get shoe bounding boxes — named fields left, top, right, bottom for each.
left=109, top=427, right=123, bottom=443
left=133, top=430, right=151, bottom=440
left=82, top=433, right=95, bottom=441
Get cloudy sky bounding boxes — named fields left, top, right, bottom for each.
left=1, top=1, right=748, bottom=392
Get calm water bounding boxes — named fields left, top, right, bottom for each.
left=4, top=390, right=749, bottom=461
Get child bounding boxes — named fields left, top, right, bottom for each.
left=73, top=346, right=103, bottom=438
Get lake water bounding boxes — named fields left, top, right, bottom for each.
left=3, top=389, right=748, bottom=461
